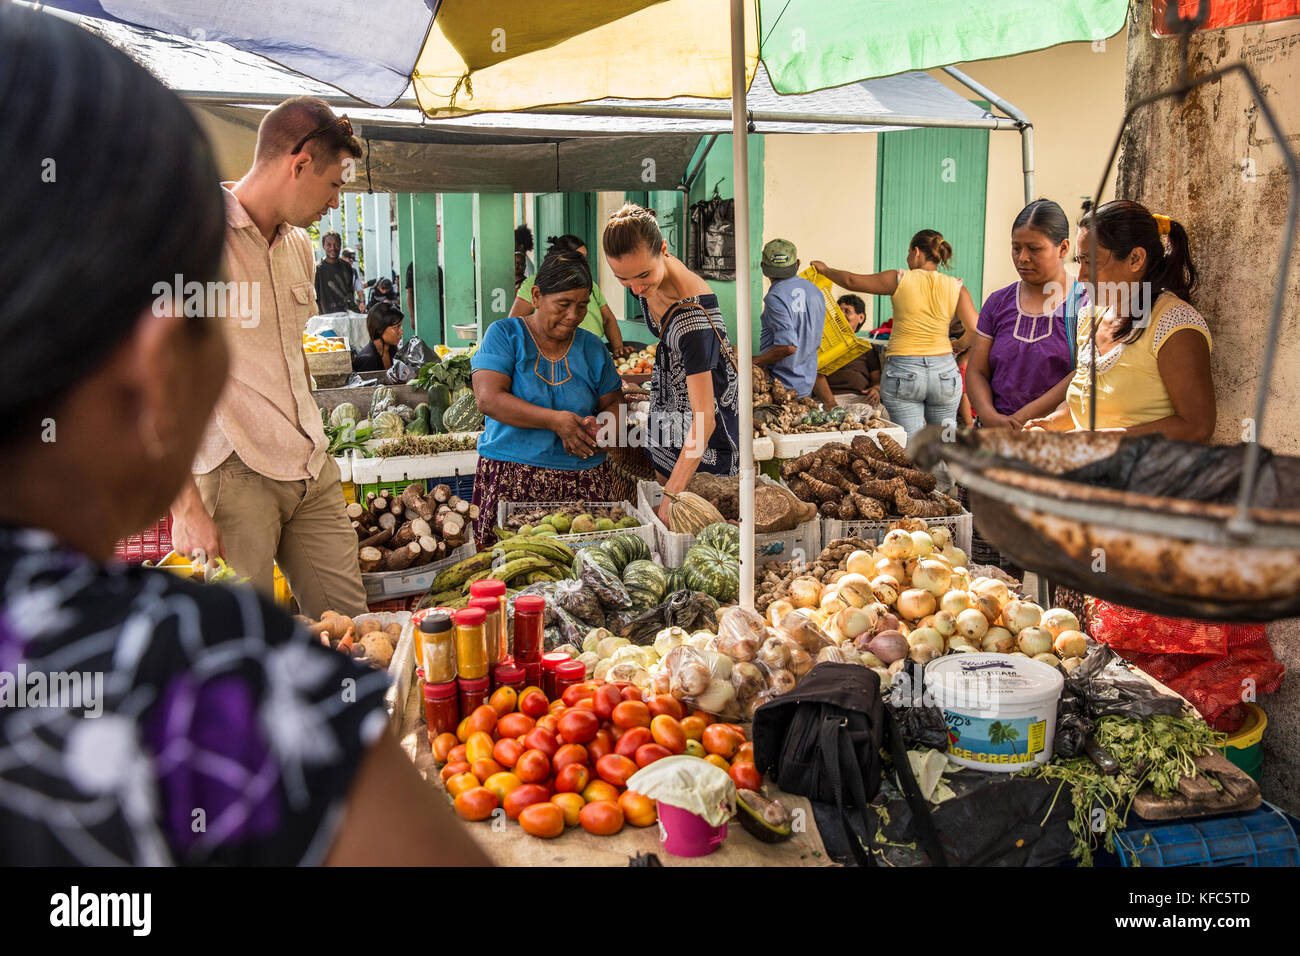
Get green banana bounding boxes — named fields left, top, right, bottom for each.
left=494, top=526, right=515, bottom=540
left=495, top=535, right=575, bottom=564
left=524, top=570, right=559, bottom=584
left=460, top=568, right=496, bottom=593
left=425, top=589, right=462, bottom=607
left=430, top=550, right=495, bottom=592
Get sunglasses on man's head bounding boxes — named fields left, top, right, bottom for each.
left=291, top=115, right=353, bottom=155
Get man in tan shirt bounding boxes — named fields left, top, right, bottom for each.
left=170, top=97, right=368, bottom=618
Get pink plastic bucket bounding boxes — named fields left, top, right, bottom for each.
left=657, top=802, right=728, bottom=857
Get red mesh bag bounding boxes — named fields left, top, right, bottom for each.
left=1089, top=601, right=1284, bottom=731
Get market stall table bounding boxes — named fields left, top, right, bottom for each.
left=395, top=683, right=835, bottom=866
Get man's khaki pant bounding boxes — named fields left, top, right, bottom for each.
left=197, top=453, right=368, bottom=618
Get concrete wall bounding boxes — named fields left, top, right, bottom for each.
left=1119, top=2, right=1300, bottom=814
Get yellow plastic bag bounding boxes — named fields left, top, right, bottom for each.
left=800, top=266, right=871, bottom=376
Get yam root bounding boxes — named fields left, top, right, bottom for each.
left=358, top=547, right=385, bottom=573
left=467, top=504, right=481, bottom=521
left=935, top=491, right=963, bottom=516
left=377, top=512, right=398, bottom=533
left=837, top=499, right=858, bottom=521
left=797, top=471, right=841, bottom=502
left=893, top=487, right=946, bottom=518
left=787, top=478, right=815, bottom=503
left=877, top=433, right=915, bottom=468
left=402, top=483, right=435, bottom=521
left=856, top=478, right=905, bottom=501
left=820, top=500, right=841, bottom=518
left=779, top=445, right=850, bottom=479
left=383, top=542, right=421, bottom=572
left=851, top=435, right=889, bottom=462
left=346, top=502, right=366, bottom=523
left=453, top=498, right=470, bottom=516
left=849, top=458, right=879, bottom=483
left=431, top=484, right=452, bottom=504
left=849, top=492, right=886, bottom=521
left=392, top=517, right=432, bottom=548
left=369, top=495, right=389, bottom=515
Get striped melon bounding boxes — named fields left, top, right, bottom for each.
left=682, top=544, right=740, bottom=604
left=696, top=522, right=740, bottom=557
left=442, top=391, right=484, bottom=431
left=623, top=559, right=667, bottom=609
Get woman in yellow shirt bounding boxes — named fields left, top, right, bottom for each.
left=813, top=229, right=979, bottom=439
left=1024, top=201, right=1214, bottom=440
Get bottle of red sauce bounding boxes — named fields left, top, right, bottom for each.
left=512, top=595, right=545, bottom=689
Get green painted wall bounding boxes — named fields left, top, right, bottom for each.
left=441, top=194, right=476, bottom=345
left=473, top=192, right=516, bottom=336
left=408, top=193, right=441, bottom=344
left=873, top=125, right=988, bottom=324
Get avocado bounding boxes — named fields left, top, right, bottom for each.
left=735, top=789, right=793, bottom=843
left=595, top=517, right=616, bottom=532
left=517, top=524, right=534, bottom=537
left=550, top=513, right=572, bottom=534
left=534, top=526, right=558, bottom=536
left=616, top=516, right=640, bottom=529
left=571, top=514, right=597, bottom=534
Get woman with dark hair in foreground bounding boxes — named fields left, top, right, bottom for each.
left=0, top=5, right=489, bottom=867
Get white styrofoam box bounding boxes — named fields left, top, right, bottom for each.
left=497, top=500, right=654, bottom=553
left=334, top=451, right=353, bottom=484
left=822, top=509, right=973, bottom=557
left=766, top=426, right=907, bottom=460
left=751, top=436, right=775, bottom=462
left=362, top=542, right=476, bottom=600
left=637, top=480, right=696, bottom=567
left=352, top=436, right=481, bottom=485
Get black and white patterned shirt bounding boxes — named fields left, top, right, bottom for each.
left=0, top=526, right=388, bottom=865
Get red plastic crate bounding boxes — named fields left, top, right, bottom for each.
left=367, top=596, right=417, bottom=613
left=114, top=516, right=172, bottom=564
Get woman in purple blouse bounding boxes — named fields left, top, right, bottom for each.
left=966, top=200, right=1085, bottom=429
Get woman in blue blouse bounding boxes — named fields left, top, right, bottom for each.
left=470, top=250, right=625, bottom=547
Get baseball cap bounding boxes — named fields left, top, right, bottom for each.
left=761, top=238, right=798, bottom=279
left=341, top=247, right=357, bottom=261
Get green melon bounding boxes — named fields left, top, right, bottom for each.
left=682, top=544, right=740, bottom=604
left=696, top=522, right=740, bottom=557
left=442, top=391, right=484, bottom=431
left=622, top=559, right=667, bottom=609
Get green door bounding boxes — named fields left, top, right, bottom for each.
left=873, top=125, right=988, bottom=325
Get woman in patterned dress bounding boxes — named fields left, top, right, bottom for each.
left=0, top=7, right=489, bottom=866
left=602, top=204, right=740, bottom=526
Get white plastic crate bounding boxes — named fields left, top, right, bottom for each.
left=821, top=509, right=973, bottom=557
left=638, top=478, right=820, bottom=570
left=765, top=426, right=907, bottom=461
left=497, top=500, right=654, bottom=553
left=362, top=542, right=476, bottom=600
left=333, top=451, right=353, bottom=483
left=351, top=434, right=481, bottom=485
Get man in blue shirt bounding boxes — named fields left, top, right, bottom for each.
left=756, top=238, right=834, bottom=405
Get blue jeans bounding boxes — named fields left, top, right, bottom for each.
left=880, top=354, right=962, bottom=441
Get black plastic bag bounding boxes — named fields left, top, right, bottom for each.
left=689, top=197, right=735, bottom=281
left=885, top=661, right=950, bottom=751
left=384, top=336, right=433, bottom=385
left=614, top=590, right=719, bottom=644
left=1064, top=642, right=1185, bottom=719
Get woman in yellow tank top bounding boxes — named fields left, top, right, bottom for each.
left=813, top=230, right=979, bottom=440
left=1024, top=200, right=1214, bottom=440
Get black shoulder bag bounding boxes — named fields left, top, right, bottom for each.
left=753, top=662, right=947, bottom=866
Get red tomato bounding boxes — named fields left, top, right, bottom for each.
left=466, top=705, right=499, bottom=737
left=734, top=742, right=755, bottom=764
left=553, top=743, right=589, bottom=772
left=575, top=698, right=597, bottom=711
left=703, top=723, right=743, bottom=759
left=431, top=732, right=459, bottom=763
left=548, top=699, right=567, bottom=717
left=634, top=743, right=672, bottom=767
left=721, top=723, right=747, bottom=740
left=554, top=763, right=590, bottom=794
left=595, top=753, right=639, bottom=788
left=579, top=800, right=625, bottom=836
left=729, top=761, right=763, bottom=791
left=489, top=686, right=517, bottom=717
left=650, top=715, right=687, bottom=754
left=447, top=744, right=468, bottom=766
left=465, top=732, right=495, bottom=766
left=535, top=714, right=559, bottom=735
left=439, top=760, right=470, bottom=783
left=557, top=708, right=601, bottom=745
left=562, top=681, right=599, bottom=708
left=612, top=700, right=652, bottom=730
left=647, top=695, right=685, bottom=720
left=496, top=712, right=535, bottom=739
left=593, top=684, right=623, bottom=720
left=483, top=771, right=523, bottom=803
left=609, top=681, right=633, bottom=691
left=471, top=757, right=504, bottom=782
left=552, top=792, right=584, bottom=827
left=518, top=801, right=565, bottom=838
left=518, top=688, right=550, bottom=718
left=588, top=730, right=614, bottom=762
left=582, top=779, right=619, bottom=804
left=620, top=686, right=643, bottom=702
left=456, top=717, right=472, bottom=743
left=446, top=772, right=480, bottom=799
left=503, top=783, right=550, bottom=820
left=615, top=726, right=654, bottom=759
left=619, top=791, right=658, bottom=828
left=453, top=787, right=498, bottom=821
left=515, top=748, right=552, bottom=784
left=493, top=738, right=524, bottom=769
left=523, top=726, right=559, bottom=758
left=680, top=715, right=708, bottom=742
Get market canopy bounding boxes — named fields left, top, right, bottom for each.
left=45, top=0, right=1128, bottom=112
left=88, top=17, right=1003, bottom=193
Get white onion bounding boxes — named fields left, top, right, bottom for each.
left=907, top=626, right=945, bottom=655
left=943, top=546, right=968, bottom=568
left=767, top=599, right=795, bottom=628
left=940, top=589, right=971, bottom=615
left=949, top=567, right=972, bottom=592
left=896, top=588, right=937, bottom=622
left=929, top=526, right=953, bottom=552
left=932, top=609, right=957, bottom=638
left=835, top=606, right=875, bottom=639
left=947, top=637, right=978, bottom=653
left=974, top=593, right=1003, bottom=626
left=910, top=531, right=935, bottom=558
left=972, top=577, right=1011, bottom=608
left=956, top=608, right=990, bottom=641
left=1032, top=653, right=1062, bottom=668
left=1001, top=600, right=1043, bottom=636
left=873, top=667, right=894, bottom=689
left=913, top=559, right=952, bottom=597
left=1016, top=626, right=1054, bottom=657
left=820, top=591, right=848, bottom=616
left=874, top=556, right=907, bottom=586
left=836, top=573, right=874, bottom=608
left=880, top=529, right=915, bottom=561
left=981, top=626, right=1015, bottom=654
left=909, top=643, right=941, bottom=664
left=789, top=577, right=822, bottom=609
left=846, top=550, right=876, bottom=576
left=861, top=651, right=886, bottom=668
left=1053, top=629, right=1088, bottom=659
left=871, top=574, right=901, bottom=606
left=1041, top=608, right=1082, bottom=638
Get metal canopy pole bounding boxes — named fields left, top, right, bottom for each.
left=941, top=66, right=1035, bottom=203
left=731, top=0, right=755, bottom=611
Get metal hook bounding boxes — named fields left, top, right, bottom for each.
left=1165, top=0, right=1209, bottom=90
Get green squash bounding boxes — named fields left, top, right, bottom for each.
left=682, top=544, right=740, bottom=604
left=443, top=391, right=485, bottom=432
left=696, top=522, right=740, bottom=557
left=622, top=559, right=667, bottom=609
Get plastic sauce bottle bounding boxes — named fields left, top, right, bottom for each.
left=466, top=596, right=502, bottom=669
left=453, top=607, right=488, bottom=680
left=512, top=595, right=546, bottom=689
left=470, top=579, right=508, bottom=664
left=457, top=676, right=491, bottom=717
left=554, top=660, right=587, bottom=699
left=541, top=651, right=571, bottom=702
left=419, top=610, right=457, bottom=684
left=494, top=661, right=526, bottom=694
left=423, top=681, right=459, bottom=741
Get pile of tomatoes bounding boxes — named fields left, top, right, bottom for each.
left=431, top=679, right=760, bottom=839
